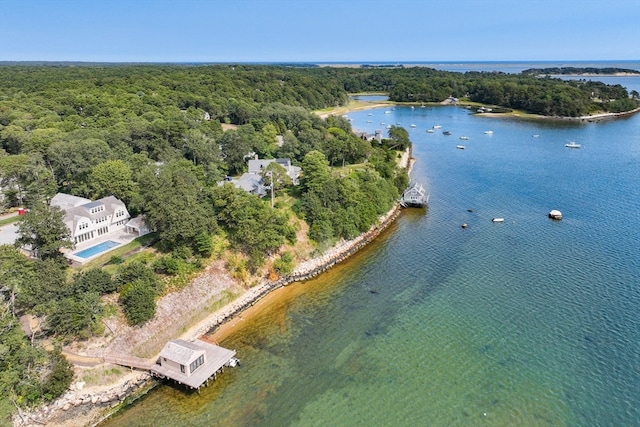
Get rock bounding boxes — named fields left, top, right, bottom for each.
left=100, top=396, right=110, bottom=404
left=76, top=381, right=85, bottom=390
left=91, top=396, right=99, bottom=404
left=73, top=399, right=83, bottom=406
left=62, top=403, right=72, bottom=411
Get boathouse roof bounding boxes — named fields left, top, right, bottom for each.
left=159, top=339, right=204, bottom=365
left=154, top=339, right=237, bottom=389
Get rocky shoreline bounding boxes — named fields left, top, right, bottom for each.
left=13, top=373, right=152, bottom=427
left=14, top=150, right=414, bottom=427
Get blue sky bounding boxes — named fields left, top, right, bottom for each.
left=1, top=0, right=639, bottom=62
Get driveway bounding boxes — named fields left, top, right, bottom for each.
left=0, top=223, right=18, bottom=246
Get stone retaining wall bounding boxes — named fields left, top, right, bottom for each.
left=193, top=204, right=402, bottom=338
left=15, top=373, right=151, bottom=426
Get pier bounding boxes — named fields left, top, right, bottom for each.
left=104, top=339, right=238, bottom=391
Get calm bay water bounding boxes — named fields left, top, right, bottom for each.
left=104, top=79, right=640, bottom=426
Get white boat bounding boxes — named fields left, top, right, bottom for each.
left=484, top=130, right=493, bottom=135
left=456, top=145, right=465, bottom=149
left=491, top=217, right=504, bottom=222
left=565, top=141, right=581, bottom=148
left=460, top=136, right=469, bottom=140
left=410, top=124, right=416, bottom=128
left=433, top=125, right=442, bottom=129
left=386, top=125, right=392, bottom=129
left=426, top=129, right=434, bottom=133
left=532, top=134, right=540, bottom=138
left=384, top=110, right=392, bottom=114
left=366, top=120, right=372, bottom=123
left=367, top=113, right=372, bottom=116
left=548, top=210, right=563, bottom=220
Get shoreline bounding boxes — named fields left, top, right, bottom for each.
left=14, top=148, right=414, bottom=427
left=317, top=97, right=640, bottom=122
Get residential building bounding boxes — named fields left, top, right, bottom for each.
left=51, top=193, right=132, bottom=245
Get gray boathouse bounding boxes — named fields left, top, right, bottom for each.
left=152, top=339, right=237, bottom=390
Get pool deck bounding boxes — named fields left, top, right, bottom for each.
left=63, top=230, right=138, bottom=266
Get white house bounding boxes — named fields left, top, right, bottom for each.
left=51, top=193, right=132, bottom=245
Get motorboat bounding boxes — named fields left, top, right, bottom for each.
left=484, top=130, right=493, bottom=135
left=459, top=136, right=469, bottom=140
left=456, top=145, right=465, bottom=149
left=491, top=218, right=504, bottom=222
left=565, top=141, right=581, bottom=148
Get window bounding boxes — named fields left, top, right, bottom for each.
left=189, top=354, right=205, bottom=373
left=180, top=364, right=185, bottom=373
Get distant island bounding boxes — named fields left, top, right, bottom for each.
left=522, top=67, right=640, bottom=76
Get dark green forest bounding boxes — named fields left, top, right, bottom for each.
left=0, top=63, right=636, bottom=420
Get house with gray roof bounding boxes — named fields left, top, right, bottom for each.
left=233, top=157, right=301, bottom=197
left=51, top=193, right=132, bottom=245
left=247, top=158, right=301, bottom=185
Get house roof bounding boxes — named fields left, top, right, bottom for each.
left=51, top=193, right=129, bottom=234
left=159, top=339, right=205, bottom=365
left=51, top=193, right=91, bottom=211
left=234, top=173, right=266, bottom=196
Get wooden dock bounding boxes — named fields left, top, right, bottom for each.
left=151, top=340, right=237, bottom=390
left=103, top=354, right=154, bottom=371
left=103, top=340, right=237, bottom=391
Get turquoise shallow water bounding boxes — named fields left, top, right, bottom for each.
left=104, top=97, right=640, bottom=426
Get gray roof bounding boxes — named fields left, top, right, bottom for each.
left=51, top=193, right=129, bottom=236
left=234, top=173, right=267, bottom=196
left=50, top=193, right=91, bottom=211
left=247, top=158, right=300, bottom=185
left=159, top=339, right=205, bottom=365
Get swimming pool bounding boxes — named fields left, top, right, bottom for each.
left=74, top=240, right=120, bottom=258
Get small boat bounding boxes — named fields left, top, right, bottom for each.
left=459, top=136, right=469, bottom=140
left=491, top=217, right=505, bottom=222
left=384, top=110, right=392, bottom=114
left=366, top=120, right=372, bottom=123
left=484, top=130, right=493, bottom=135
left=367, top=113, right=373, bottom=116
left=386, top=125, right=392, bottom=129
left=433, top=125, right=442, bottom=129
left=565, top=141, right=581, bottom=148
left=411, top=106, right=415, bottom=109
left=548, top=210, right=563, bottom=220
left=532, top=134, right=540, bottom=138
left=456, top=145, right=465, bottom=149
left=226, top=357, right=240, bottom=367
left=426, top=129, right=434, bottom=133
left=410, top=124, right=416, bottom=128
left=443, top=131, right=452, bottom=135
